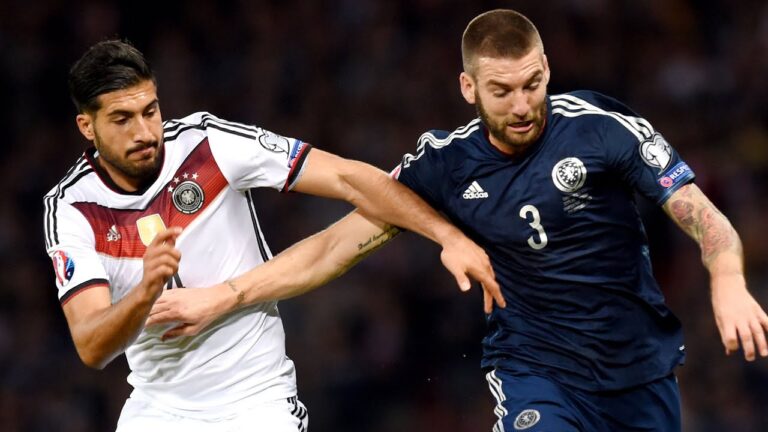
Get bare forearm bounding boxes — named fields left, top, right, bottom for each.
left=294, top=151, right=459, bottom=247
left=222, top=212, right=399, bottom=310
left=339, top=160, right=458, bottom=245
left=67, top=286, right=156, bottom=369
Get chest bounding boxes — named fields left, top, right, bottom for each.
left=443, top=143, right=619, bottom=251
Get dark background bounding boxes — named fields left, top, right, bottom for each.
left=1, top=0, right=767, bottom=430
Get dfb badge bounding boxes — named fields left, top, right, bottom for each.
left=172, top=181, right=204, bottom=214
left=552, top=157, right=587, bottom=193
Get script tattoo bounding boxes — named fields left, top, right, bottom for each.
left=227, top=280, right=245, bottom=306
left=356, top=226, right=400, bottom=257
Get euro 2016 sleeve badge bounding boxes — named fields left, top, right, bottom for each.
left=172, top=180, right=205, bottom=214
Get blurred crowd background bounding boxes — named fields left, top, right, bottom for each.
left=1, top=0, right=767, bottom=430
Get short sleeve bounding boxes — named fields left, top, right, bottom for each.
left=204, top=114, right=312, bottom=192
left=45, top=200, right=109, bottom=304
left=394, top=131, right=450, bottom=208
left=604, top=120, right=695, bottom=205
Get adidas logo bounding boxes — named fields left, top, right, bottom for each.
left=462, top=181, right=489, bottom=199
left=107, top=224, right=121, bottom=242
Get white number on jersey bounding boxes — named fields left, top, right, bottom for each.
left=519, top=205, right=548, bottom=250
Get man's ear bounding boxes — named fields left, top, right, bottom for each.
left=76, top=113, right=95, bottom=141
left=459, top=72, right=476, bottom=104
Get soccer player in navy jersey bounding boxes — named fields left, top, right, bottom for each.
left=148, top=9, right=768, bottom=431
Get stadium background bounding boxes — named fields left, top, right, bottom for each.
left=1, top=0, right=767, bottom=430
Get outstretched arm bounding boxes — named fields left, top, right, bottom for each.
left=663, top=183, right=768, bottom=360
left=148, top=210, right=501, bottom=339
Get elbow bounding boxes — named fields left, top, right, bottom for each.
left=75, top=345, right=111, bottom=370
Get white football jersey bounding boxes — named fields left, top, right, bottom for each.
left=43, top=112, right=312, bottom=413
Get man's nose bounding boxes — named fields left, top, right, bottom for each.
left=510, top=92, right=530, bottom=118
left=133, top=117, right=154, bottom=142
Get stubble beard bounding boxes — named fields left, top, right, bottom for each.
left=476, top=92, right=547, bottom=153
left=93, top=131, right=164, bottom=184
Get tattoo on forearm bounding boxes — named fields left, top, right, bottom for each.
left=671, top=200, right=696, bottom=229
left=699, top=205, right=737, bottom=263
left=227, top=280, right=245, bottom=306
left=357, top=226, right=399, bottom=255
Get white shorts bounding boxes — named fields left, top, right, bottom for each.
left=115, top=396, right=308, bottom=432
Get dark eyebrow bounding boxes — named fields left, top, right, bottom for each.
left=486, top=71, right=544, bottom=90
left=107, top=99, right=159, bottom=117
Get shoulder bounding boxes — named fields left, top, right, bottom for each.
left=43, top=154, right=96, bottom=205
left=163, top=112, right=264, bottom=141
left=405, top=118, right=483, bottom=167
left=550, top=91, right=655, bottom=143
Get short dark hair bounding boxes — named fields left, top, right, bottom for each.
left=461, top=9, right=543, bottom=77
left=68, top=39, right=155, bottom=113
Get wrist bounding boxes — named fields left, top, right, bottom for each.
left=221, top=279, right=247, bottom=312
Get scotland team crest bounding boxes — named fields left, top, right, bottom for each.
left=172, top=180, right=205, bottom=214
left=552, top=157, right=587, bottom=193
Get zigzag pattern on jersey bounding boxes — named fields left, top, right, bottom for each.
left=550, top=94, right=655, bottom=142
left=402, top=118, right=482, bottom=168
left=44, top=156, right=91, bottom=249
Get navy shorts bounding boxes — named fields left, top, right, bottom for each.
left=485, top=369, right=681, bottom=431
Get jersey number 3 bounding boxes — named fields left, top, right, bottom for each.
left=519, top=205, right=548, bottom=250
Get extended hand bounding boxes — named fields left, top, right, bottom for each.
left=146, top=285, right=227, bottom=340
left=711, top=275, right=768, bottom=361
left=440, top=236, right=505, bottom=314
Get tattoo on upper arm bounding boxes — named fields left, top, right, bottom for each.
left=356, top=226, right=400, bottom=256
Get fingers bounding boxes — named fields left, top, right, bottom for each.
left=162, top=323, right=201, bottom=341
left=750, top=319, right=768, bottom=358
left=151, top=227, right=183, bottom=247
left=737, top=323, right=756, bottom=361
left=481, top=277, right=505, bottom=309
left=720, top=324, right=739, bottom=356
left=453, top=273, right=471, bottom=292
left=145, top=310, right=178, bottom=327
left=483, top=286, right=492, bottom=314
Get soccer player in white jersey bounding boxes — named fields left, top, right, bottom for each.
left=43, top=40, right=504, bottom=432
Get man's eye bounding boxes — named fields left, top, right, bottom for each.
left=114, top=118, right=128, bottom=125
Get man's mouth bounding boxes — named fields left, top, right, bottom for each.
left=128, top=143, right=158, bottom=159
left=507, top=121, right=534, bottom=133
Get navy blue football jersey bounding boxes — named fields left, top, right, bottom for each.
left=395, top=91, right=695, bottom=391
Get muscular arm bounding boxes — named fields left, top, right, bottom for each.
left=62, top=228, right=181, bottom=369
left=664, top=183, right=768, bottom=360
left=664, top=183, right=742, bottom=272
left=293, top=149, right=467, bottom=254
left=147, top=212, right=399, bottom=338
left=148, top=209, right=502, bottom=339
